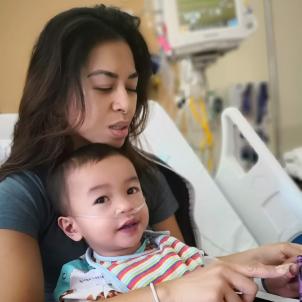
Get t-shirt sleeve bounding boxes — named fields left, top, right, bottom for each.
left=140, top=166, right=179, bottom=226
left=0, top=171, right=50, bottom=239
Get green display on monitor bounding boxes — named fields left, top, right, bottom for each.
left=176, top=0, right=238, bottom=32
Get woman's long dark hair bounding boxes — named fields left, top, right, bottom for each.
left=0, top=5, right=152, bottom=180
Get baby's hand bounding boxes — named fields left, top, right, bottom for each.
left=263, top=258, right=299, bottom=298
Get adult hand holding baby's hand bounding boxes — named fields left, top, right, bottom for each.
left=219, top=242, right=302, bottom=298
left=262, top=256, right=298, bottom=298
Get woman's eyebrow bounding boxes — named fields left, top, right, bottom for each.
left=128, top=72, right=138, bottom=79
left=87, top=69, right=138, bottom=79
left=87, top=70, right=117, bottom=78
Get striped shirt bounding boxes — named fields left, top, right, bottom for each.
left=54, top=231, right=205, bottom=301
left=94, top=233, right=204, bottom=290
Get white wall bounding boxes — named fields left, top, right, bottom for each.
left=207, top=0, right=269, bottom=87
left=272, top=0, right=302, bottom=153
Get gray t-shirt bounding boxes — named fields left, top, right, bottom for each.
left=0, top=164, right=178, bottom=301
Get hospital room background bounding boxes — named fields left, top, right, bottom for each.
left=2, top=0, right=302, bottom=258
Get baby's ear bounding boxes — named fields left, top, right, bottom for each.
left=57, top=216, right=83, bottom=241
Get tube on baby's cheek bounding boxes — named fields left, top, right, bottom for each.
left=297, top=255, right=302, bottom=301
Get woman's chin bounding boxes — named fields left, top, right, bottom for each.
left=75, top=136, right=126, bottom=148
left=111, top=142, right=125, bottom=148
left=107, top=138, right=126, bottom=148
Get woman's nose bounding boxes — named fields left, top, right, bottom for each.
left=112, top=87, right=130, bottom=114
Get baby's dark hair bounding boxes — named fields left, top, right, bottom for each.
left=47, top=143, right=141, bottom=216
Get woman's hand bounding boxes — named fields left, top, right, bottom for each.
left=219, top=242, right=302, bottom=298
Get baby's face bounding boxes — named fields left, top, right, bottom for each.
left=65, top=154, right=149, bottom=256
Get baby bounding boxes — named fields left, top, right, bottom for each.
left=47, top=143, right=205, bottom=301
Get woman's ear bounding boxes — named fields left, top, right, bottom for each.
left=58, top=216, right=83, bottom=241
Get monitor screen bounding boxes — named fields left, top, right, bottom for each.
left=176, top=0, right=238, bottom=32
left=160, top=0, right=256, bottom=56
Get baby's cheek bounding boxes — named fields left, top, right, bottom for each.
left=142, top=208, right=149, bottom=227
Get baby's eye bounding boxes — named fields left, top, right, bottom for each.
left=127, top=187, right=140, bottom=195
left=94, top=196, right=109, bottom=204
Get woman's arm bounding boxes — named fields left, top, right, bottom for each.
left=153, top=215, right=184, bottom=242
left=0, top=229, right=44, bottom=302
left=95, top=258, right=291, bottom=302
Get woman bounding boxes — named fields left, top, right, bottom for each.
left=0, top=5, right=300, bottom=302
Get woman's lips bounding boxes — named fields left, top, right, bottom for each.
left=109, top=122, right=129, bottom=138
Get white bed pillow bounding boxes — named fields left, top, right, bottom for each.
left=0, top=139, right=12, bottom=165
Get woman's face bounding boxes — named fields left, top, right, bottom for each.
left=69, top=40, right=138, bottom=148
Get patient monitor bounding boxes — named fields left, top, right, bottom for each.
left=161, top=0, right=257, bottom=57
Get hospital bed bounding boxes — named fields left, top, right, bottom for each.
left=138, top=100, right=302, bottom=256
left=138, top=101, right=257, bottom=254
left=0, top=113, right=18, bottom=165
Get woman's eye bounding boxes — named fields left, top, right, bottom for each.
left=94, top=196, right=109, bottom=204
left=127, top=187, right=139, bottom=195
left=94, top=87, right=112, bottom=92
left=126, top=88, right=137, bottom=93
